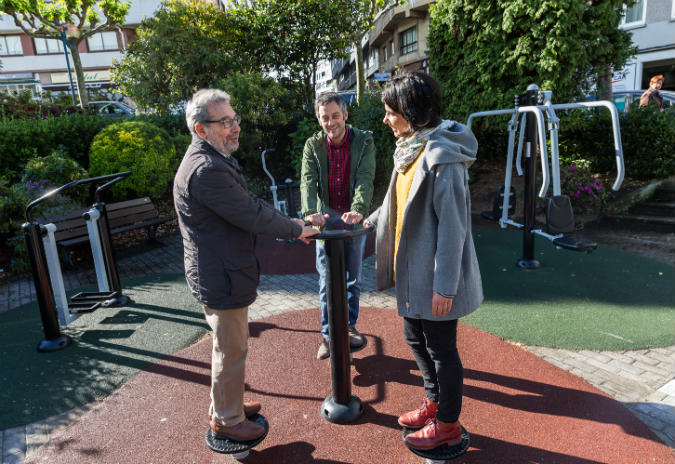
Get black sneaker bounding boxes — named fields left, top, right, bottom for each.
left=348, top=327, right=365, bottom=348
left=317, top=338, right=330, bottom=360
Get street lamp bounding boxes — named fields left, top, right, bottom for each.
left=59, top=24, right=80, bottom=106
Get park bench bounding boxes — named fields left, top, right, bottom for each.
left=40, top=197, right=172, bottom=268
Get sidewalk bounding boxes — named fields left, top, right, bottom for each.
left=1, top=232, right=673, bottom=463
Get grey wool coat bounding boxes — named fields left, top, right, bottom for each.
left=366, top=121, right=483, bottom=321
left=173, top=138, right=302, bottom=309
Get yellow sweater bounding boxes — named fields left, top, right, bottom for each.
left=393, top=153, right=424, bottom=280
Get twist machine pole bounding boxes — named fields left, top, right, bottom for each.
left=318, top=226, right=368, bottom=423
left=517, top=85, right=541, bottom=269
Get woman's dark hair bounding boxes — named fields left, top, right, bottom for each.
left=381, top=71, right=442, bottom=131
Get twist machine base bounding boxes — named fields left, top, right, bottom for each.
left=402, top=426, right=470, bottom=462
left=205, top=414, right=268, bottom=460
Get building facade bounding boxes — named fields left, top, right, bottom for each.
left=613, top=0, right=675, bottom=91
left=0, top=1, right=163, bottom=98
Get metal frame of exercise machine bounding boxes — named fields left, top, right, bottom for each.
left=23, top=172, right=132, bottom=352
left=467, top=84, right=625, bottom=268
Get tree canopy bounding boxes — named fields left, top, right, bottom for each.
left=112, top=0, right=357, bottom=112
left=427, top=0, right=636, bottom=122
left=0, top=0, right=129, bottom=107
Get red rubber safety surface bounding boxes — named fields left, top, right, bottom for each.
left=26, top=307, right=673, bottom=464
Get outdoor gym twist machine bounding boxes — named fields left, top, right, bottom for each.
left=23, top=172, right=132, bottom=352
left=467, top=84, right=625, bottom=268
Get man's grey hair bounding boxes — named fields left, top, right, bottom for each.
left=314, top=92, right=347, bottom=120
left=186, top=88, right=231, bottom=136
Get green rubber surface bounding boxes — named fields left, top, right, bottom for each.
left=0, top=274, right=207, bottom=430
left=466, top=230, right=674, bottom=350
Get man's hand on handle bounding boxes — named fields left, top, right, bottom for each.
left=306, top=213, right=330, bottom=227
left=341, top=211, right=363, bottom=225
left=292, top=218, right=320, bottom=244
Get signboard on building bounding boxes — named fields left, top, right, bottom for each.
left=50, top=69, right=112, bottom=84
left=612, top=62, right=637, bottom=92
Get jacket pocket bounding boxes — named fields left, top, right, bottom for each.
left=225, top=264, right=259, bottom=300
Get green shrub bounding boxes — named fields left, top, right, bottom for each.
left=1, top=177, right=84, bottom=272
left=22, top=147, right=89, bottom=188
left=557, top=107, right=674, bottom=181
left=214, top=73, right=307, bottom=191
left=89, top=120, right=175, bottom=200
left=0, top=114, right=112, bottom=183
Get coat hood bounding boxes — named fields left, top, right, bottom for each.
left=423, top=120, right=478, bottom=169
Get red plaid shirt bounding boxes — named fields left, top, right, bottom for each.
left=327, top=128, right=351, bottom=216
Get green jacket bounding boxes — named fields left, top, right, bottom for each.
left=300, top=126, right=376, bottom=230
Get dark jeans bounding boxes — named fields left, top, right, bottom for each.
left=403, top=317, right=462, bottom=423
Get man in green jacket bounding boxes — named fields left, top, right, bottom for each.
left=300, top=92, right=376, bottom=360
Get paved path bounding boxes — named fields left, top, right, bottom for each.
left=1, top=232, right=673, bottom=463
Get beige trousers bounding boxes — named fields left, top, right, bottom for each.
left=203, top=305, right=249, bottom=427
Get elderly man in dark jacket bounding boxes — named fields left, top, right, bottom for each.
left=173, top=89, right=317, bottom=442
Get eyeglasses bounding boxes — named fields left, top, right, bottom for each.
left=204, top=114, right=241, bottom=129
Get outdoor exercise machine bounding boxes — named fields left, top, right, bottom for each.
left=261, top=147, right=301, bottom=218
left=467, top=84, right=625, bottom=268
left=23, top=172, right=132, bottom=352
left=315, top=219, right=371, bottom=424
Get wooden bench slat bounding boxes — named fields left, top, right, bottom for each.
left=39, top=197, right=171, bottom=251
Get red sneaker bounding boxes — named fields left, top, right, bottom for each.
left=397, top=398, right=438, bottom=428
left=404, top=418, right=462, bottom=450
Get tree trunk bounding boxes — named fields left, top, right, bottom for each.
left=597, top=64, right=613, bottom=101
left=354, top=38, right=365, bottom=105
left=69, top=42, right=89, bottom=108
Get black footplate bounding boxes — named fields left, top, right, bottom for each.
left=553, top=233, right=598, bottom=253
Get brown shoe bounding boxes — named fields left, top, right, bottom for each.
left=210, top=418, right=265, bottom=441
left=404, top=418, right=462, bottom=450
left=398, top=398, right=438, bottom=429
left=317, top=338, right=330, bottom=360
left=209, top=401, right=261, bottom=423
left=243, top=401, right=261, bottom=417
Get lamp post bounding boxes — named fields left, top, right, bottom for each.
left=59, top=24, right=79, bottom=106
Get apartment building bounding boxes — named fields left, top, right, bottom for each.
left=613, top=0, right=675, bottom=91
left=0, top=1, right=163, bottom=97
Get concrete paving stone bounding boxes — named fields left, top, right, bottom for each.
left=608, top=358, right=651, bottom=377
left=658, top=379, right=675, bottom=396
left=632, top=402, right=675, bottom=425
left=625, top=406, right=669, bottom=432
left=632, top=360, right=674, bottom=377
left=578, top=350, right=613, bottom=363
left=630, top=352, right=663, bottom=366
left=2, top=427, right=26, bottom=464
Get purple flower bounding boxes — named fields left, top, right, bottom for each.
left=569, top=166, right=577, bottom=171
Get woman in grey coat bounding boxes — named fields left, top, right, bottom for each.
left=365, top=72, right=483, bottom=451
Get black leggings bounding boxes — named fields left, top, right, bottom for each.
left=402, top=317, right=462, bottom=423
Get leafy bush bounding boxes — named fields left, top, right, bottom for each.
left=535, top=159, right=608, bottom=220
left=215, top=73, right=307, bottom=191
left=0, top=114, right=112, bottom=182
left=22, top=147, right=89, bottom=188
left=0, top=177, right=84, bottom=272
left=557, top=107, right=674, bottom=180
left=348, top=92, right=397, bottom=206
left=89, top=120, right=175, bottom=200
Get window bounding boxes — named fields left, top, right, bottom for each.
left=0, top=36, right=23, bottom=56
left=620, top=0, right=646, bottom=27
left=400, top=27, right=417, bottom=55
left=382, top=45, right=388, bottom=61
left=87, top=31, right=118, bottom=51
left=390, top=40, right=395, bottom=56
left=34, top=37, right=63, bottom=54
